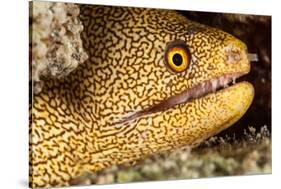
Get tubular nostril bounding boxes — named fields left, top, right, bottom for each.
left=247, top=53, right=259, bottom=62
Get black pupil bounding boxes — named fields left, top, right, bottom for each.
left=172, top=53, right=183, bottom=66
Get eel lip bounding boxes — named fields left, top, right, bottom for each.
left=115, top=72, right=246, bottom=125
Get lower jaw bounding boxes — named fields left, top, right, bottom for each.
left=184, top=81, right=254, bottom=144
left=123, top=82, right=254, bottom=149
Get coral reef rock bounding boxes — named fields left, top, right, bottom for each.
left=30, top=1, right=88, bottom=94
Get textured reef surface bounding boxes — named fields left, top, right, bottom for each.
left=71, top=126, right=271, bottom=185
left=30, top=1, right=88, bottom=93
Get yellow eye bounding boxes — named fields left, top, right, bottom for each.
left=165, top=40, right=191, bottom=73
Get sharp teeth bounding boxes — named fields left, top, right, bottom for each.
left=232, top=77, right=236, bottom=84
left=211, top=80, right=216, bottom=89
left=210, top=79, right=217, bottom=92
left=223, top=78, right=229, bottom=87
left=215, top=80, right=219, bottom=89
left=209, top=75, right=238, bottom=92
left=219, top=77, right=224, bottom=85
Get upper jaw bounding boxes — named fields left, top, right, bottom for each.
left=115, top=72, right=246, bottom=126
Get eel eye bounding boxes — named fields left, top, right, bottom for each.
left=165, top=40, right=191, bottom=73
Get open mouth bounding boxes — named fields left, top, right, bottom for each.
left=115, top=72, right=247, bottom=125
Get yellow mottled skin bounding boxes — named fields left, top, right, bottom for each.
left=29, top=4, right=254, bottom=188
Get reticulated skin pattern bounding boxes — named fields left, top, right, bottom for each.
left=29, top=4, right=254, bottom=188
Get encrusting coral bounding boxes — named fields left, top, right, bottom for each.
left=30, top=1, right=88, bottom=93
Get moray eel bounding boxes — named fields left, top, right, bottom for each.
left=29, top=5, right=254, bottom=188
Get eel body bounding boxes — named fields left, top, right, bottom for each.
left=29, top=4, right=254, bottom=188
